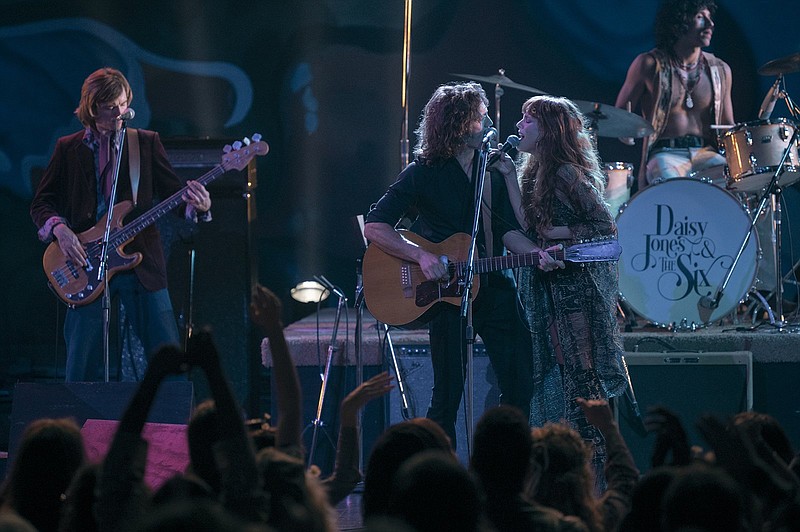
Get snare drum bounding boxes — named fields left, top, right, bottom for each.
left=723, top=118, right=800, bottom=192
left=603, top=162, right=634, bottom=217
left=616, top=178, right=759, bottom=325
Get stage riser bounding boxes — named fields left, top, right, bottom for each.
left=619, top=352, right=752, bottom=473
left=7, top=382, right=193, bottom=463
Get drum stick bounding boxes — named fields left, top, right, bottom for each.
left=711, top=124, right=735, bottom=129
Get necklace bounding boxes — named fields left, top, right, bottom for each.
left=673, top=56, right=703, bottom=109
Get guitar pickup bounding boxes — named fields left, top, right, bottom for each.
left=51, top=269, right=68, bottom=287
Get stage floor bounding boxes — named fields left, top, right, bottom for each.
left=267, top=307, right=800, bottom=366
left=264, top=307, right=800, bottom=455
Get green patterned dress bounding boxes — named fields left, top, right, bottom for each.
left=519, top=165, right=628, bottom=491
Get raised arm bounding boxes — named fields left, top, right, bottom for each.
left=324, top=371, right=395, bottom=504
left=250, top=283, right=302, bottom=450
left=95, top=345, right=187, bottom=532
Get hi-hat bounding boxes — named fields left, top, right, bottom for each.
left=758, top=51, right=800, bottom=76
left=573, top=100, right=655, bottom=138
left=450, top=72, right=546, bottom=94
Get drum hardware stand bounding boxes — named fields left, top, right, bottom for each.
left=305, top=275, right=347, bottom=468
left=493, top=69, right=505, bottom=135
left=700, top=126, right=799, bottom=330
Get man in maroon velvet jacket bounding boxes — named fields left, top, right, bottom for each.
left=30, top=67, right=212, bottom=382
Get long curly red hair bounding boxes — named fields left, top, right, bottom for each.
left=518, top=96, right=605, bottom=237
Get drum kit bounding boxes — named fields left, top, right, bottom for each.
left=456, top=52, right=800, bottom=330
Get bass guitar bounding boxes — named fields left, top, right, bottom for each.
left=43, top=135, right=269, bottom=306
left=362, top=230, right=621, bottom=326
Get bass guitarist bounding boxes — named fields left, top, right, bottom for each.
left=364, top=82, right=555, bottom=447
left=30, top=67, right=211, bottom=382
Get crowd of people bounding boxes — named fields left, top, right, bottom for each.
left=1, top=283, right=799, bottom=531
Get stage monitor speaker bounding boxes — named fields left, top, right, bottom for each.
left=386, top=346, right=497, bottom=464
left=7, top=381, right=193, bottom=464
left=618, top=351, right=752, bottom=474
left=159, top=139, right=260, bottom=414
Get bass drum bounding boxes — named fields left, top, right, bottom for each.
left=616, top=178, right=759, bottom=326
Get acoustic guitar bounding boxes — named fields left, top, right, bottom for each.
left=362, top=229, right=622, bottom=326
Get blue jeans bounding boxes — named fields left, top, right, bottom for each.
left=64, top=271, right=180, bottom=382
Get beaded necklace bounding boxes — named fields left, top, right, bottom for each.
left=673, top=55, right=704, bottom=109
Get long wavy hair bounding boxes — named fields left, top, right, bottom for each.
left=654, top=0, right=717, bottom=51
left=413, top=82, right=488, bottom=166
left=528, top=423, right=604, bottom=532
left=518, top=96, right=605, bottom=237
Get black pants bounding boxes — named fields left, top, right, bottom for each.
left=426, top=280, right=534, bottom=448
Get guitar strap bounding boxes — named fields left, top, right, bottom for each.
left=127, top=128, right=141, bottom=205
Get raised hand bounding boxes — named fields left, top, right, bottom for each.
left=186, top=328, right=221, bottom=373
left=145, top=344, right=189, bottom=380
left=340, top=371, right=395, bottom=427
left=249, top=283, right=284, bottom=337
left=576, top=397, right=615, bottom=432
left=645, top=405, right=691, bottom=467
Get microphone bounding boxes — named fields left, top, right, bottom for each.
left=117, top=109, right=135, bottom=121
left=758, top=77, right=782, bottom=120
left=481, top=127, right=498, bottom=145
left=487, top=135, right=521, bottom=164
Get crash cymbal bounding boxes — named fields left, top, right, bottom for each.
left=573, top=100, right=655, bottom=138
left=450, top=72, right=546, bottom=95
left=758, top=51, right=800, bottom=76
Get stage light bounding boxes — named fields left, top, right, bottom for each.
left=290, top=280, right=330, bottom=304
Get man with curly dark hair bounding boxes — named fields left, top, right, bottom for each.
left=615, top=0, right=734, bottom=190
left=364, top=82, right=534, bottom=448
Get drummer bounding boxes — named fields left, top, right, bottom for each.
left=615, top=0, right=734, bottom=191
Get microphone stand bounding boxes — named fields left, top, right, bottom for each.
left=306, top=275, right=347, bottom=468
left=352, top=259, right=365, bottom=471
left=98, top=121, right=129, bottom=382
left=460, top=136, right=493, bottom=456
left=699, top=126, right=799, bottom=328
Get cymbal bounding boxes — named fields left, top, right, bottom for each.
left=450, top=72, right=546, bottom=95
left=573, top=100, right=655, bottom=138
left=758, top=51, right=800, bottom=76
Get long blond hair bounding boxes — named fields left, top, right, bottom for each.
left=518, top=96, right=605, bottom=236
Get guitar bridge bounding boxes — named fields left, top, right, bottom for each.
left=401, top=262, right=413, bottom=298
